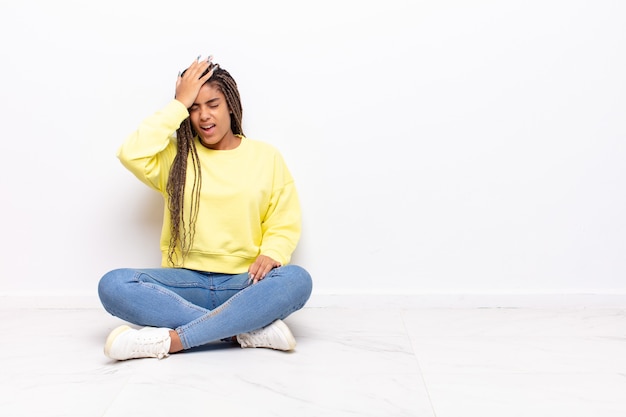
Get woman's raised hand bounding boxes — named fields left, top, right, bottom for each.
left=175, top=55, right=215, bottom=108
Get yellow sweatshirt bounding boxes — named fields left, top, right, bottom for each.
left=117, top=99, right=301, bottom=273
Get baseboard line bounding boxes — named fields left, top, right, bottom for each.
left=1, top=291, right=625, bottom=309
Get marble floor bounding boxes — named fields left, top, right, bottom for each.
left=0, top=300, right=625, bottom=416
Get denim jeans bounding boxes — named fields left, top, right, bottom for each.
left=98, top=265, right=312, bottom=350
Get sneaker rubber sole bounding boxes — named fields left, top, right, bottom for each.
left=104, top=325, right=132, bottom=358
left=273, top=319, right=297, bottom=350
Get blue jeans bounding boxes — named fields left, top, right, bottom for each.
left=98, top=265, right=312, bottom=350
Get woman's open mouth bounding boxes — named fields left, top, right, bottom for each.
left=200, top=124, right=215, bottom=134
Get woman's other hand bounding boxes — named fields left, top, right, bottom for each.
left=248, top=255, right=282, bottom=284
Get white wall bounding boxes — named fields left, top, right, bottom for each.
left=1, top=0, right=625, bottom=301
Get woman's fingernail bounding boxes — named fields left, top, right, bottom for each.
left=197, top=55, right=201, bottom=61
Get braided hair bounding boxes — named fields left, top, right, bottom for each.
left=166, top=64, right=244, bottom=266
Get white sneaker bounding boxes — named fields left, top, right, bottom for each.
left=236, top=320, right=296, bottom=351
left=104, top=325, right=172, bottom=360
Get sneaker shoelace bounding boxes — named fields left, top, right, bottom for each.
left=131, top=332, right=170, bottom=358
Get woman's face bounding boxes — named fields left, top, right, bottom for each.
left=189, top=83, right=237, bottom=150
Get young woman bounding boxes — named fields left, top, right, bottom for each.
left=98, top=56, right=312, bottom=360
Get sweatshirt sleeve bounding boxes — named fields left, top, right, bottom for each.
left=259, top=152, right=302, bottom=265
left=117, top=99, right=190, bottom=192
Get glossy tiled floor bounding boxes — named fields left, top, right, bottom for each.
left=1, top=300, right=625, bottom=416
